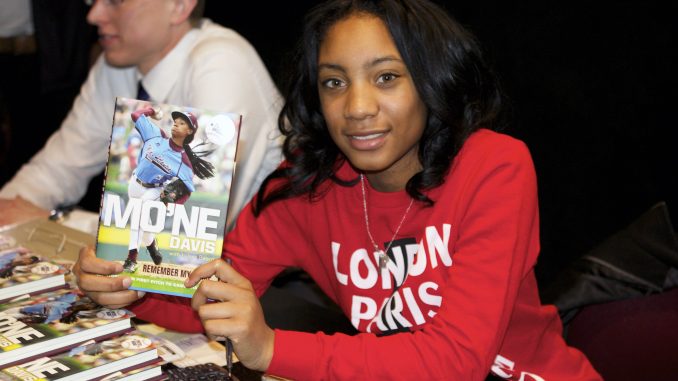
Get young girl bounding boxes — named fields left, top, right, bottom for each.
left=76, top=0, right=601, bottom=379
left=121, top=107, right=214, bottom=272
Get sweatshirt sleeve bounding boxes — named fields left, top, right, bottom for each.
left=223, top=189, right=312, bottom=297
left=266, top=138, right=541, bottom=380
left=128, top=293, right=204, bottom=333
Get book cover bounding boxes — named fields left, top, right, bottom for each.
left=0, top=247, right=69, bottom=303
left=95, top=97, right=240, bottom=297
left=0, top=331, right=159, bottom=381
left=99, top=330, right=186, bottom=381
left=100, top=363, right=164, bottom=381
left=0, top=289, right=134, bottom=368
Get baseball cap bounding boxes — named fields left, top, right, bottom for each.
left=171, top=111, right=198, bottom=131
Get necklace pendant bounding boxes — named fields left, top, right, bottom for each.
left=376, top=249, right=388, bottom=269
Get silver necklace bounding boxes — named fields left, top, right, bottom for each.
left=360, top=174, right=415, bottom=270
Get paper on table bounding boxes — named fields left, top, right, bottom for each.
left=60, top=209, right=100, bottom=237
left=136, top=323, right=236, bottom=367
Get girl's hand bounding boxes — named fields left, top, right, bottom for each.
left=186, top=259, right=274, bottom=372
left=73, top=246, right=145, bottom=309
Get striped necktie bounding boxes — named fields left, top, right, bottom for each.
left=136, top=80, right=151, bottom=101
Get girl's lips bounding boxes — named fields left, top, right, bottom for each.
left=348, top=132, right=387, bottom=150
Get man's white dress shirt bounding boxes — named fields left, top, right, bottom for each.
left=1, top=19, right=283, bottom=229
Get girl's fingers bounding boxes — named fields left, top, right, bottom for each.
left=197, top=300, right=236, bottom=320
left=74, top=246, right=141, bottom=309
left=191, top=279, right=250, bottom=310
left=87, top=289, right=142, bottom=308
left=75, top=246, right=130, bottom=293
left=202, top=318, right=235, bottom=339
left=77, top=246, right=123, bottom=275
left=186, top=259, right=253, bottom=290
left=77, top=272, right=131, bottom=292
left=185, top=259, right=222, bottom=287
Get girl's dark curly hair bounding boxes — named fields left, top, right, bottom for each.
left=254, top=0, right=505, bottom=216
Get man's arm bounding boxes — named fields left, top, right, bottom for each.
left=0, top=196, right=50, bottom=226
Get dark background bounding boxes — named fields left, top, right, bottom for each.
left=2, top=1, right=676, bottom=290
left=211, top=1, right=678, bottom=288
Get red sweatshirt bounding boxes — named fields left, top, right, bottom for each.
left=131, top=129, right=601, bottom=380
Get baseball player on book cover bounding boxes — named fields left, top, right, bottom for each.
left=122, top=107, right=215, bottom=272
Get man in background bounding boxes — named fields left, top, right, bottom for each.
left=0, top=0, right=283, bottom=228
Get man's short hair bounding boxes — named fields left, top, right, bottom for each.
left=189, top=0, right=205, bottom=27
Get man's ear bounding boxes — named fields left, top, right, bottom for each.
left=170, top=0, right=197, bottom=25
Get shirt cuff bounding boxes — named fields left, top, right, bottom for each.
left=266, top=329, right=321, bottom=379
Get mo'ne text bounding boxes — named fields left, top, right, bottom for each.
left=0, top=312, right=45, bottom=347
left=102, top=195, right=220, bottom=241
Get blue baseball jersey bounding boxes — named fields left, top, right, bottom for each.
left=133, top=115, right=195, bottom=192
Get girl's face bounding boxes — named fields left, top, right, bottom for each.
left=172, top=118, right=193, bottom=140
left=317, top=13, right=428, bottom=191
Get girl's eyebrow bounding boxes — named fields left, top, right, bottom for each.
left=317, top=63, right=345, bottom=72
left=366, top=56, right=402, bottom=69
left=318, top=55, right=403, bottom=73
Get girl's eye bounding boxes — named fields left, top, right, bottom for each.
left=322, top=78, right=345, bottom=89
left=377, top=73, right=399, bottom=84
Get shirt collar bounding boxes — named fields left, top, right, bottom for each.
left=169, top=138, right=184, bottom=152
left=137, top=23, right=202, bottom=103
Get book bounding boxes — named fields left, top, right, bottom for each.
left=0, top=331, right=159, bottom=381
left=99, top=329, right=188, bottom=381
left=0, top=288, right=134, bottom=368
left=0, top=247, right=69, bottom=303
left=95, top=97, right=240, bottom=297
left=136, top=323, right=229, bottom=368
left=100, top=363, right=164, bottom=381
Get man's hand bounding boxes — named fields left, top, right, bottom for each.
left=0, top=196, right=49, bottom=226
left=186, top=259, right=275, bottom=372
left=74, top=246, right=144, bottom=309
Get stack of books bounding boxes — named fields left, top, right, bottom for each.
left=0, top=331, right=162, bottom=381
left=0, top=244, right=163, bottom=381
left=0, top=97, right=243, bottom=381
left=0, top=247, right=69, bottom=303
